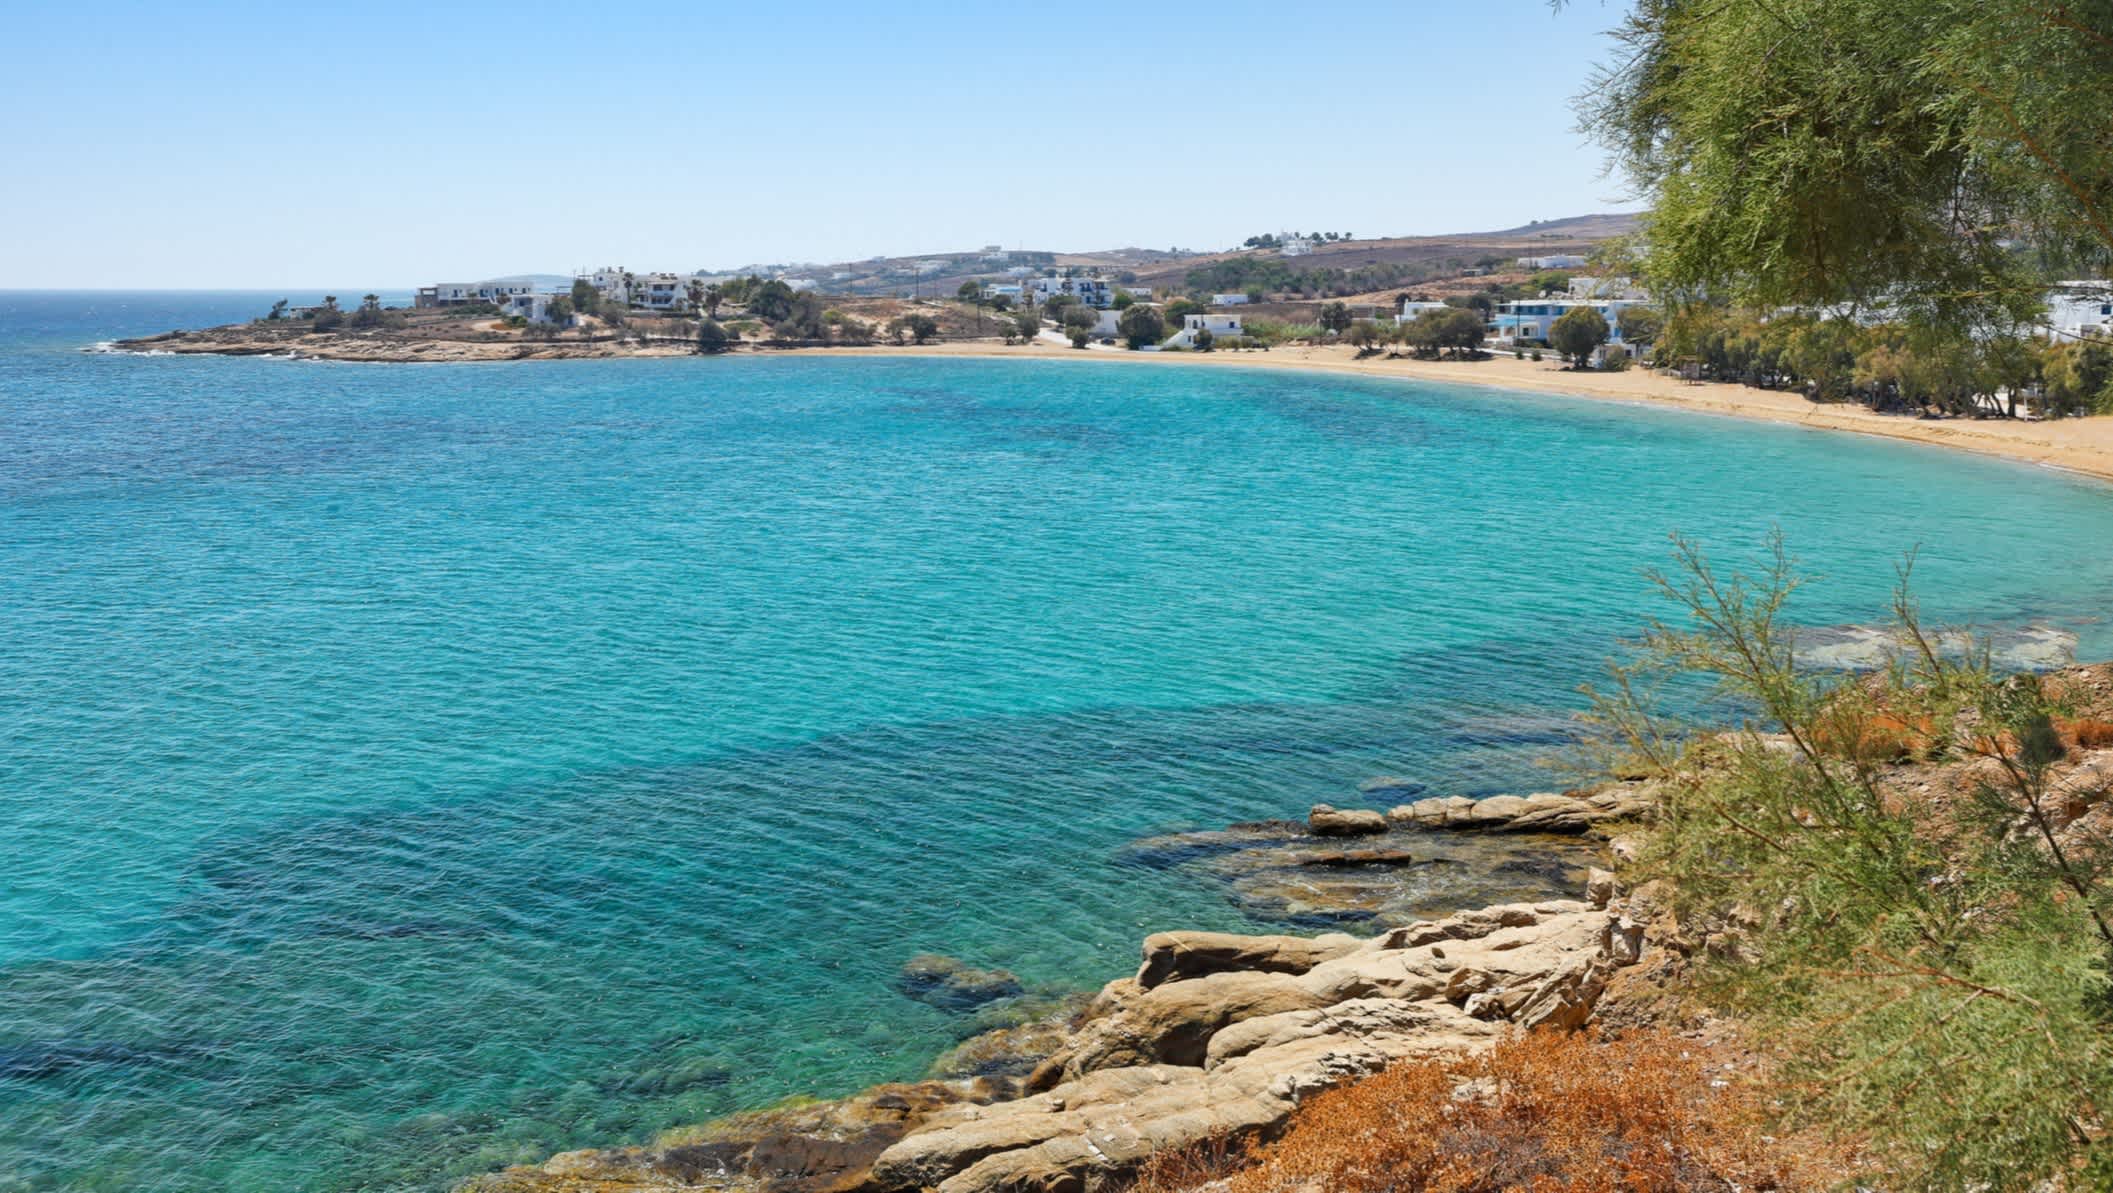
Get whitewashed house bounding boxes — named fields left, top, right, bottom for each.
left=417, top=279, right=539, bottom=307
left=1024, top=276, right=1116, bottom=308
left=1164, top=312, right=1243, bottom=348
left=1488, top=298, right=1648, bottom=352
left=1212, top=293, right=1251, bottom=306
left=1400, top=300, right=1452, bottom=320
left=2047, top=281, right=2113, bottom=343
left=501, top=292, right=569, bottom=325
left=1516, top=254, right=1588, bottom=270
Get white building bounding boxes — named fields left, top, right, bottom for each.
left=2047, top=281, right=2113, bottom=342
left=1164, top=312, right=1243, bottom=348
left=1212, top=293, right=1251, bottom=305
left=1281, top=236, right=1316, bottom=257
left=633, top=272, right=693, bottom=311
left=417, top=279, right=540, bottom=307
left=1489, top=298, right=1648, bottom=351
left=1516, top=254, right=1588, bottom=270
left=501, top=292, right=569, bottom=325
left=983, top=283, right=1024, bottom=302
left=1024, top=275, right=1116, bottom=308
left=1400, top=300, right=1452, bottom=321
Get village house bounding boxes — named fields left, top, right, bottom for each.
left=1024, top=275, right=1116, bottom=308
left=1516, top=254, right=1588, bottom=270
left=416, top=279, right=540, bottom=308
left=1164, top=312, right=1243, bottom=348
left=1488, top=297, right=1648, bottom=352
left=1400, top=299, right=1453, bottom=320
left=2046, top=281, right=2113, bottom=343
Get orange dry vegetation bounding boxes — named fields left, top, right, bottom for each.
left=1131, top=1029, right=1841, bottom=1193
left=2059, top=716, right=2113, bottom=751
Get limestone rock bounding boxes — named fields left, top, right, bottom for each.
left=1135, top=930, right=1360, bottom=989
left=1387, top=784, right=1656, bottom=834
left=1307, top=804, right=1387, bottom=837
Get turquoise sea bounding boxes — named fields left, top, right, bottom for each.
left=3, top=291, right=2111, bottom=1191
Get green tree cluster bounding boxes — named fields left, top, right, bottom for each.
left=1576, top=0, right=2113, bottom=329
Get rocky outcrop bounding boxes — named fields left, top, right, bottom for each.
left=462, top=1078, right=1009, bottom=1193
left=1307, top=803, right=1387, bottom=837
left=865, top=897, right=1638, bottom=1192
left=896, top=955, right=1025, bottom=1013
left=1387, top=783, right=1656, bottom=833
left=1133, top=930, right=1360, bottom=989
left=465, top=889, right=1649, bottom=1193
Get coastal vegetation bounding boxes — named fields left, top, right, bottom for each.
left=1584, top=537, right=2113, bottom=1186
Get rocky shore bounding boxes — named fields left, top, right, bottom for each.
left=110, top=325, right=701, bottom=363
left=462, top=786, right=1663, bottom=1193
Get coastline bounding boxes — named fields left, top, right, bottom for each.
left=820, top=340, right=2113, bottom=485
left=113, top=329, right=2113, bottom=484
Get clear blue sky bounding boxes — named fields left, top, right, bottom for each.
left=0, top=1, right=1640, bottom=289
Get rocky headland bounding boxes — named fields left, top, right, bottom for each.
left=461, top=784, right=1668, bottom=1193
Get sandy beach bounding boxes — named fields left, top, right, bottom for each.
left=809, top=338, right=2113, bottom=485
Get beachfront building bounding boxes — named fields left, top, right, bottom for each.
left=1516, top=254, right=1588, bottom=270
left=500, top=292, right=571, bottom=325
left=2046, top=281, right=2113, bottom=343
left=1024, top=275, right=1117, bottom=308
left=1164, top=312, right=1243, bottom=348
left=417, top=279, right=541, bottom=308
left=1488, top=298, right=1649, bottom=351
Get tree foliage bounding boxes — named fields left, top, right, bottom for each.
left=1575, top=0, right=2113, bottom=328
left=1118, top=304, right=1164, bottom=349
left=1549, top=305, right=1609, bottom=367
left=695, top=319, right=731, bottom=353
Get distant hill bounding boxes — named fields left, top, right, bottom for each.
left=708, top=213, right=1645, bottom=300
left=1471, top=213, right=1643, bottom=239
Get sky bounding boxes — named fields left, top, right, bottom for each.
left=0, top=0, right=1641, bottom=289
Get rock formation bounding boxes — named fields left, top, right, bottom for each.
left=467, top=888, right=1650, bottom=1193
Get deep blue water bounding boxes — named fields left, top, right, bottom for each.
left=2, top=291, right=2110, bottom=1191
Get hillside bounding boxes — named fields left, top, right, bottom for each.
left=729, top=213, right=1643, bottom=302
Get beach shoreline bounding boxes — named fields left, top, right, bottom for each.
left=109, top=327, right=2113, bottom=483
left=815, top=339, right=2113, bottom=485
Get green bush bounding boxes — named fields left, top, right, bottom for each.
left=1589, top=537, right=2113, bottom=1188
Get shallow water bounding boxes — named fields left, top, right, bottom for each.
left=2, top=292, right=2110, bottom=1191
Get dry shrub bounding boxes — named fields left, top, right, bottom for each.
left=2058, top=716, right=2113, bottom=751
left=1133, top=1029, right=1836, bottom=1193
left=1813, top=708, right=1936, bottom=764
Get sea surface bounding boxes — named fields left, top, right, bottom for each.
left=2, top=291, right=2110, bottom=1191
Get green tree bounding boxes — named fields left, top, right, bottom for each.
left=1164, top=297, right=1206, bottom=325
left=1549, top=306, right=1609, bottom=367
left=1111, top=289, right=1136, bottom=310
left=1243, top=284, right=1267, bottom=303
left=1345, top=320, right=1382, bottom=354
left=1615, top=305, right=1663, bottom=348
left=1117, top=304, right=1164, bottom=349
left=265, top=299, right=288, bottom=321
left=547, top=296, right=574, bottom=326
left=312, top=295, right=344, bottom=332
left=1574, top=0, right=2113, bottom=328
left=703, top=284, right=723, bottom=317
left=1192, top=326, right=1215, bottom=352
left=696, top=318, right=731, bottom=354
left=957, top=281, right=983, bottom=302
left=571, top=278, right=601, bottom=316
left=1318, top=301, right=1352, bottom=334
left=1012, top=309, right=1040, bottom=344
left=746, top=280, right=799, bottom=322
left=903, top=313, right=940, bottom=344
left=1062, top=304, right=1098, bottom=348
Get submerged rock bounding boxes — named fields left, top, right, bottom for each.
left=895, top=954, right=1025, bottom=1013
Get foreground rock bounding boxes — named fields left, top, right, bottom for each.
left=1306, top=803, right=1387, bottom=836
left=1387, top=783, right=1657, bottom=833
left=466, top=889, right=1648, bottom=1193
